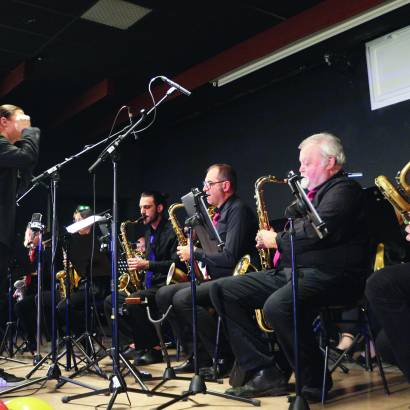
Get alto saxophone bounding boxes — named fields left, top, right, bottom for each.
left=254, top=175, right=286, bottom=333
left=118, top=219, right=144, bottom=295
left=57, top=250, right=81, bottom=300
left=375, top=161, right=410, bottom=224
left=167, top=203, right=204, bottom=284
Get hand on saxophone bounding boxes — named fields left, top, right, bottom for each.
left=128, top=257, right=149, bottom=271
left=256, top=228, right=277, bottom=249
left=177, top=241, right=194, bottom=262
left=405, top=225, right=410, bottom=242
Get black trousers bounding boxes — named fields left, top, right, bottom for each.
left=210, top=268, right=364, bottom=387
left=155, top=280, right=231, bottom=362
left=104, top=290, right=159, bottom=350
left=365, top=263, right=410, bottom=382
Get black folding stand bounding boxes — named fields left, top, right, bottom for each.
left=155, top=226, right=260, bottom=410
left=0, top=268, right=30, bottom=365
left=145, top=305, right=192, bottom=391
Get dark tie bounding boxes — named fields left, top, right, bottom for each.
left=145, top=233, right=155, bottom=288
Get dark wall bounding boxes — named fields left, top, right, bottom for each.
left=135, top=48, right=410, bottom=220
left=18, top=43, right=410, bottom=235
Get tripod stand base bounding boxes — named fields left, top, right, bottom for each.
left=155, top=373, right=261, bottom=410
left=288, top=394, right=310, bottom=410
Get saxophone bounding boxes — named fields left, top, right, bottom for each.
left=118, top=219, right=144, bottom=295
left=57, top=249, right=81, bottom=300
left=375, top=161, right=410, bottom=224
left=167, top=203, right=205, bottom=284
left=254, top=175, right=286, bottom=333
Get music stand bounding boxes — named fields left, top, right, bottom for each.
left=55, top=219, right=111, bottom=385
left=156, top=188, right=260, bottom=409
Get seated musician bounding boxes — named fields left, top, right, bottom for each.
left=155, top=164, right=258, bottom=376
left=104, top=191, right=180, bottom=365
left=209, top=133, right=369, bottom=402
left=41, top=205, right=110, bottom=339
left=13, top=221, right=51, bottom=353
left=366, top=224, right=410, bottom=383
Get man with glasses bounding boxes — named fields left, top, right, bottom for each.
left=155, top=163, right=257, bottom=377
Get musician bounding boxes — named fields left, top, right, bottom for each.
left=104, top=191, right=178, bottom=365
left=0, top=105, right=39, bottom=302
left=209, top=133, right=369, bottom=401
left=365, top=224, right=410, bottom=383
left=155, top=164, right=258, bottom=375
left=41, top=205, right=110, bottom=339
left=13, top=223, right=51, bottom=353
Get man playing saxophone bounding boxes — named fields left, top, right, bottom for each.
left=104, top=191, right=180, bottom=365
left=155, top=164, right=258, bottom=376
left=209, top=133, right=369, bottom=402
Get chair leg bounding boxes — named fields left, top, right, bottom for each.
left=322, top=345, right=329, bottom=405
left=363, top=308, right=390, bottom=395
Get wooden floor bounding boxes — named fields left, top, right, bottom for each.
left=0, top=343, right=409, bottom=410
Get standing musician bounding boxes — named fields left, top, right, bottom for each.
left=104, top=191, right=179, bottom=365
left=0, top=104, right=39, bottom=386
left=0, top=105, right=40, bottom=305
left=209, top=133, right=369, bottom=401
left=155, top=164, right=258, bottom=376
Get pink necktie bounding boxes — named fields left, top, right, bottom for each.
left=212, top=211, right=221, bottom=226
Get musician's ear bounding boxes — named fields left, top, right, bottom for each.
left=157, top=204, right=164, bottom=214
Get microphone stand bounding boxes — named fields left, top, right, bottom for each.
left=286, top=171, right=328, bottom=410
left=62, top=83, right=184, bottom=409
left=0, top=124, right=135, bottom=399
left=156, top=216, right=260, bottom=410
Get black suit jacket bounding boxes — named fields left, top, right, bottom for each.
left=0, top=127, right=40, bottom=248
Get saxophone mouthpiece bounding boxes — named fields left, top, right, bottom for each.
left=136, top=215, right=146, bottom=223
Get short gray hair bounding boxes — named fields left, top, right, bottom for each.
left=298, top=132, right=346, bottom=165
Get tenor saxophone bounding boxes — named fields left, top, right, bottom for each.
left=118, top=219, right=144, bottom=295
left=254, top=175, right=286, bottom=333
left=167, top=203, right=205, bottom=284
left=375, top=161, right=410, bottom=224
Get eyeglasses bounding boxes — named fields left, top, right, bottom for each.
left=202, top=180, right=227, bottom=189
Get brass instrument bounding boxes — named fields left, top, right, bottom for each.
left=56, top=268, right=81, bottom=300
left=57, top=250, right=81, bottom=300
left=118, top=219, right=144, bottom=295
left=254, top=175, right=286, bottom=333
left=167, top=203, right=205, bottom=284
left=375, top=161, right=410, bottom=224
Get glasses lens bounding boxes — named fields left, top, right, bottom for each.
left=77, top=205, right=90, bottom=212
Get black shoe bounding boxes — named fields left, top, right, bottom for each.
left=133, top=348, right=163, bottom=366
left=173, top=357, right=211, bottom=373
left=173, top=358, right=195, bottom=373
left=0, top=369, right=25, bottom=386
left=301, top=374, right=333, bottom=403
left=225, top=366, right=289, bottom=398
left=122, top=347, right=144, bottom=360
left=199, top=359, right=233, bottom=379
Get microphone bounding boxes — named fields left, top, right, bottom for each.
left=287, top=170, right=328, bottom=239
left=160, top=76, right=191, bottom=96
